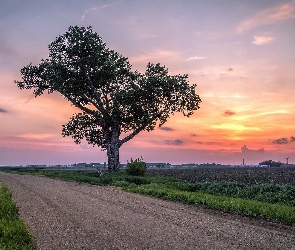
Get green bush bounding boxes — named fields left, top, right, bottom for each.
left=125, top=158, right=147, bottom=176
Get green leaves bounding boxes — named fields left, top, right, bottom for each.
left=62, top=112, right=108, bottom=148
left=15, top=26, right=201, bottom=151
left=130, top=63, right=201, bottom=128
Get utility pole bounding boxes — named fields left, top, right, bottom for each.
left=286, top=157, right=289, bottom=164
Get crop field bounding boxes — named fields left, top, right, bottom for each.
left=147, top=167, right=295, bottom=186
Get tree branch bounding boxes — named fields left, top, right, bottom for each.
left=67, top=96, right=98, bottom=117
left=119, top=110, right=166, bottom=147
left=84, top=73, right=106, bottom=113
left=119, top=126, right=143, bottom=147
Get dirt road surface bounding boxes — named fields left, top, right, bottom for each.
left=1, top=172, right=295, bottom=250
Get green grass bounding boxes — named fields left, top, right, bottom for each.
left=3, top=168, right=295, bottom=225
left=188, top=181, right=295, bottom=206
left=124, top=183, right=295, bottom=224
left=0, top=182, right=36, bottom=250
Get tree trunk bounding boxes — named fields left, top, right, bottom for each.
left=106, top=125, right=120, bottom=172
left=107, top=142, right=120, bottom=172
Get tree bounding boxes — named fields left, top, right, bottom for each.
left=15, top=26, right=201, bottom=172
left=259, top=160, right=282, bottom=167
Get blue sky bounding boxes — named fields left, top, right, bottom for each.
left=1, top=0, right=295, bottom=165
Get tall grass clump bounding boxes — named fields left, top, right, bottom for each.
left=0, top=182, right=36, bottom=249
left=125, top=157, right=147, bottom=176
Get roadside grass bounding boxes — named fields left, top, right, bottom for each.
left=2, top=168, right=295, bottom=225
left=189, top=181, right=295, bottom=207
left=125, top=183, right=295, bottom=224
left=0, top=182, right=36, bottom=250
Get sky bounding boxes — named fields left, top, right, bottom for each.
left=1, top=0, right=295, bottom=166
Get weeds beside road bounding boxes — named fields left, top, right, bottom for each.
left=0, top=182, right=35, bottom=250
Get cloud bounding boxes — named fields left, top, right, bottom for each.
left=165, top=139, right=184, bottom=145
left=0, top=40, right=18, bottom=63
left=241, top=145, right=265, bottom=153
left=0, top=108, right=8, bottom=113
left=130, top=49, right=179, bottom=63
left=80, top=143, right=88, bottom=149
left=80, top=1, right=122, bottom=21
left=174, top=139, right=183, bottom=144
left=252, top=36, right=275, bottom=45
left=220, top=94, right=244, bottom=99
left=223, top=110, right=236, bottom=116
left=273, top=137, right=288, bottom=144
left=211, top=124, right=260, bottom=131
left=272, top=136, right=295, bottom=144
left=19, top=133, right=56, bottom=140
left=186, top=56, right=207, bottom=61
left=159, top=127, right=174, bottom=131
left=227, top=68, right=233, bottom=71
left=237, top=1, right=295, bottom=33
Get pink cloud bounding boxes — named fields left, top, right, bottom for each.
left=237, top=1, right=295, bottom=33
left=130, top=49, right=180, bottom=64
left=80, top=1, right=122, bottom=21
left=252, top=36, right=275, bottom=45
left=186, top=56, right=207, bottom=61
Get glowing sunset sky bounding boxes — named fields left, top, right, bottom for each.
left=1, top=0, right=295, bottom=165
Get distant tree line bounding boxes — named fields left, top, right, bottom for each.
left=259, top=160, right=282, bottom=167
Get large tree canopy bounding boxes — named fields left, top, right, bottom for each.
left=15, top=26, right=201, bottom=172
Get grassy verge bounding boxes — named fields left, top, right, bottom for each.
left=2, top=168, right=295, bottom=225
left=125, top=183, right=295, bottom=224
left=0, top=182, right=36, bottom=250
left=188, top=181, right=295, bottom=206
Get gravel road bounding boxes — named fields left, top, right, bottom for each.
left=1, top=172, right=295, bottom=250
